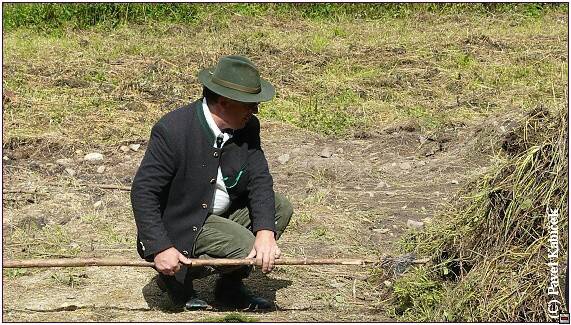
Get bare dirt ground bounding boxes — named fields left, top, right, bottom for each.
left=2, top=116, right=499, bottom=322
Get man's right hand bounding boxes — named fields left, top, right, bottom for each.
left=153, top=247, right=192, bottom=276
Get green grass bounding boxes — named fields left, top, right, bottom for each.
left=2, top=4, right=567, bottom=147
left=51, top=270, right=88, bottom=288
left=391, top=266, right=445, bottom=321
left=4, top=268, right=29, bottom=278
left=9, top=224, right=81, bottom=258
left=3, top=3, right=566, bottom=32
left=197, top=313, right=258, bottom=322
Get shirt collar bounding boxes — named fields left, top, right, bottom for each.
left=202, top=98, right=232, bottom=144
left=202, top=98, right=222, bottom=137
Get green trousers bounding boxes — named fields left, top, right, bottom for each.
left=165, top=193, right=293, bottom=288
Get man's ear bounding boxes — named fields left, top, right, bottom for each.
left=218, top=96, right=230, bottom=108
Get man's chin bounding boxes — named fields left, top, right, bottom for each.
left=238, top=119, right=249, bottom=129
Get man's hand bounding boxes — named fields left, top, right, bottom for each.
left=153, top=247, right=192, bottom=276
left=247, top=230, right=281, bottom=273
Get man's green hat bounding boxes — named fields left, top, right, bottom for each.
left=198, top=55, right=275, bottom=103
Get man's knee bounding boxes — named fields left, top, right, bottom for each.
left=224, top=231, right=255, bottom=258
left=215, top=231, right=254, bottom=279
left=275, top=193, right=293, bottom=238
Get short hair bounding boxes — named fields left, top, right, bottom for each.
left=202, top=86, right=221, bottom=104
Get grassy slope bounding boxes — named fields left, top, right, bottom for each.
left=3, top=6, right=568, bottom=150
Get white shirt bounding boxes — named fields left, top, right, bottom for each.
left=202, top=98, right=232, bottom=215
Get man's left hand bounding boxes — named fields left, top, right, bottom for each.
left=247, top=229, right=281, bottom=273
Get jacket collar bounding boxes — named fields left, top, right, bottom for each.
left=195, top=98, right=216, bottom=145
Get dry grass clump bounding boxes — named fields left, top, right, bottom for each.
left=394, top=104, right=568, bottom=321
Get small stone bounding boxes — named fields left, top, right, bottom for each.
left=450, top=179, right=459, bottom=184
left=277, top=154, right=290, bottom=164
left=69, top=243, right=80, bottom=249
left=399, top=162, right=412, bottom=170
left=419, top=135, right=428, bottom=145
left=417, top=161, right=426, bottom=166
left=3, top=89, right=16, bottom=104
left=389, top=232, right=394, bottom=237
left=84, top=153, right=104, bottom=161
left=75, top=149, right=83, bottom=155
left=58, top=303, right=78, bottom=311
left=93, top=201, right=103, bottom=209
left=319, top=147, right=333, bottom=158
left=96, top=166, right=106, bottom=174
left=401, top=205, right=407, bottom=210
left=129, top=144, right=141, bottom=151
left=3, top=155, right=9, bottom=161
left=56, top=158, right=74, bottom=166
left=392, top=225, right=398, bottom=229
left=372, top=228, right=390, bottom=234
left=407, top=219, right=424, bottom=229
left=383, top=280, right=393, bottom=288
left=376, top=181, right=388, bottom=189
left=64, top=168, right=76, bottom=176
left=119, top=146, right=130, bottom=153
left=422, top=217, right=433, bottom=224
left=330, top=281, right=345, bottom=289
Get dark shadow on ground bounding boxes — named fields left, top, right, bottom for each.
left=142, top=270, right=292, bottom=313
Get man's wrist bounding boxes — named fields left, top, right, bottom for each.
left=255, top=229, right=275, bottom=237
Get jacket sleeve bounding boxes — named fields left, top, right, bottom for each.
left=245, top=118, right=277, bottom=234
left=131, top=122, right=176, bottom=259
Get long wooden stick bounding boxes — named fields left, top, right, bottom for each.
left=2, top=257, right=428, bottom=269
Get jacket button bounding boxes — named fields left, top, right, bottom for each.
left=192, top=226, right=198, bottom=231
left=213, top=151, right=219, bottom=158
left=210, top=178, right=216, bottom=184
left=182, top=250, right=189, bottom=256
left=202, top=203, right=208, bottom=209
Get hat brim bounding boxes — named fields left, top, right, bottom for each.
left=198, top=68, right=275, bottom=103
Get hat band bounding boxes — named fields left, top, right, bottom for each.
left=211, top=75, right=261, bottom=94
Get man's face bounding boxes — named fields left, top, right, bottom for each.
left=220, top=98, right=259, bottom=130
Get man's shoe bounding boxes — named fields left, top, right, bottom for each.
left=214, top=278, right=273, bottom=310
left=156, top=274, right=186, bottom=306
left=185, top=296, right=209, bottom=310
left=156, top=275, right=209, bottom=310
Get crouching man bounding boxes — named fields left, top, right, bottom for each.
left=131, top=55, right=293, bottom=310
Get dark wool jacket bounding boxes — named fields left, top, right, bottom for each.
left=131, top=99, right=276, bottom=260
